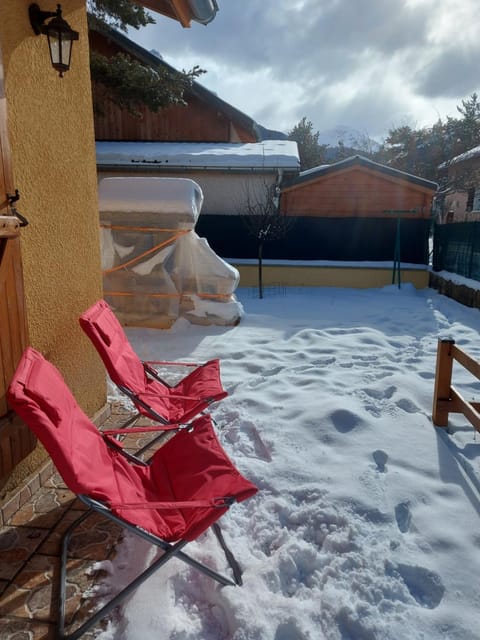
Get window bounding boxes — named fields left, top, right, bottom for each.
left=466, top=187, right=475, bottom=211
left=472, top=187, right=480, bottom=212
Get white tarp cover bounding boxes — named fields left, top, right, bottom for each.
left=98, top=177, right=203, bottom=225
left=98, top=177, right=242, bottom=327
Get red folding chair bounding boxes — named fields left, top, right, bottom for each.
left=79, top=300, right=228, bottom=452
left=8, top=348, right=257, bottom=640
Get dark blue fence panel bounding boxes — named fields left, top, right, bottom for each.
left=433, top=222, right=480, bottom=280
left=196, top=215, right=430, bottom=264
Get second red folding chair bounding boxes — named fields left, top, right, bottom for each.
left=79, top=300, right=228, bottom=450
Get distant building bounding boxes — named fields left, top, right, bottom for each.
left=437, top=146, right=480, bottom=223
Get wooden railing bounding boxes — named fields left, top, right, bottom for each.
left=432, top=338, right=480, bottom=432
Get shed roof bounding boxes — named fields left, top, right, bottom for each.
left=283, top=155, right=438, bottom=192
left=96, top=141, right=300, bottom=171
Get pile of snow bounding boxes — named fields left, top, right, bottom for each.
left=96, top=284, right=480, bottom=640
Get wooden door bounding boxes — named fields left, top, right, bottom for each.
left=0, top=42, right=34, bottom=489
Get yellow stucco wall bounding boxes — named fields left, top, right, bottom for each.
left=233, top=263, right=430, bottom=289
left=0, top=1, right=105, bottom=413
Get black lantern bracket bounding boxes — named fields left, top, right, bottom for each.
left=29, top=3, right=57, bottom=35
left=28, top=4, right=79, bottom=77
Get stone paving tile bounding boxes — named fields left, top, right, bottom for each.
left=6, top=486, right=76, bottom=529
left=38, top=509, right=123, bottom=560
left=43, top=470, right=68, bottom=490
left=0, top=617, right=53, bottom=639
left=0, top=553, right=89, bottom=623
left=0, top=406, right=143, bottom=639
left=0, top=525, right=49, bottom=581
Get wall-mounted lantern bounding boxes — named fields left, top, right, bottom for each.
left=28, top=4, right=79, bottom=78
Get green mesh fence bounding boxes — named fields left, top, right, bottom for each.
left=433, top=222, right=480, bottom=280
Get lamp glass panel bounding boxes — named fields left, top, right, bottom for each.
left=48, top=33, right=61, bottom=65
left=60, top=38, right=72, bottom=66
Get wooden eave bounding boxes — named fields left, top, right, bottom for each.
left=134, top=0, right=197, bottom=27
left=282, top=156, right=438, bottom=196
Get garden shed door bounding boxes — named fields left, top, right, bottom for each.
left=0, top=44, right=34, bottom=489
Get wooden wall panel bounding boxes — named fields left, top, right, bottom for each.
left=0, top=43, right=34, bottom=488
left=90, top=31, right=256, bottom=143
left=0, top=238, right=28, bottom=416
left=282, top=168, right=433, bottom=218
left=94, top=92, right=234, bottom=141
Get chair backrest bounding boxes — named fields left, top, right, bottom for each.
left=7, top=347, right=124, bottom=504
left=79, top=299, right=147, bottom=394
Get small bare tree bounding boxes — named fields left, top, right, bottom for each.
left=240, top=179, right=295, bottom=299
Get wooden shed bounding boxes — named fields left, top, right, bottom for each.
left=273, top=155, right=438, bottom=263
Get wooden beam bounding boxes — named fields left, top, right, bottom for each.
left=170, top=0, right=193, bottom=26
left=450, top=386, right=480, bottom=433
left=0, top=216, right=20, bottom=238
left=134, top=0, right=192, bottom=27
left=432, top=338, right=455, bottom=426
left=451, top=344, right=480, bottom=380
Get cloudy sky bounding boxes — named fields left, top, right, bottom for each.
left=129, top=0, right=480, bottom=143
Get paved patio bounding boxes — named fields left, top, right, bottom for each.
left=0, top=403, right=161, bottom=640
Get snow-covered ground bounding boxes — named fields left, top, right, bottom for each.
left=97, top=283, right=480, bottom=640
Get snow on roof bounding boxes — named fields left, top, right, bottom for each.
left=98, top=177, right=203, bottom=222
left=438, top=145, right=480, bottom=169
left=96, top=141, right=300, bottom=171
left=286, top=155, right=438, bottom=191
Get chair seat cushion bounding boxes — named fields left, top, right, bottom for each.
left=114, top=415, right=257, bottom=541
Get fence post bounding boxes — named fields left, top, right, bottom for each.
left=432, top=338, right=455, bottom=427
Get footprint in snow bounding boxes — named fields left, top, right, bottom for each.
left=394, top=501, right=412, bottom=533
left=397, top=398, right=420, bottom=413
left=372, top=449, right=388, bottom=472
left=274, top=620, right=307, bottom=640
left=331, top=409, right=363, bottom=433
left=385, top=561, right=445, bottom=609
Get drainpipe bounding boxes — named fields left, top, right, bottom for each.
left=273, top=169, right=283, bottom=209
left=188, top=0, right=219, bottom=24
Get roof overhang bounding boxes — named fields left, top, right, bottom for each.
left=438, top=145, right=480, bottom=170
left=96, top=141, right=300, bottom=173
left=283, top=155, right=438, bottom=194
left=134, top=0, right=219, bottom=27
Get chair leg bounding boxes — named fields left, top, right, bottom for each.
left=84, top=500, right=237, bottom=588
left=57, top=503, right=237, bottom=639
left=57, top=510, right=189, bottom=640
left=212, top=523, right=243, bottom=586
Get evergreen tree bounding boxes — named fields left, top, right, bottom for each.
left=377, top=95, right=480, bottom=182
left=88, top=0, right=205, bottom=116
left=288, top=117, right=328, bottom=170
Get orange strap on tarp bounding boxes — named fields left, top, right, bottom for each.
left=105, top=291, right=233, bottom=300
left=102, top=229, right=190, bottom=275
left=100, top=225, right=189, bottom=233
left=105, top=291, right=180, bottom=299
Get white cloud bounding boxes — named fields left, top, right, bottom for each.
left=128, top=0, right=480, bottom=140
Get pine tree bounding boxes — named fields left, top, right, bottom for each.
left=88, top=0, right=205, bottom=116
left=288, top=117, right=328, bottom=170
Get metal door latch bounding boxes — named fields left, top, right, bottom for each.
left=7, top=190, right=29, bottom=227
